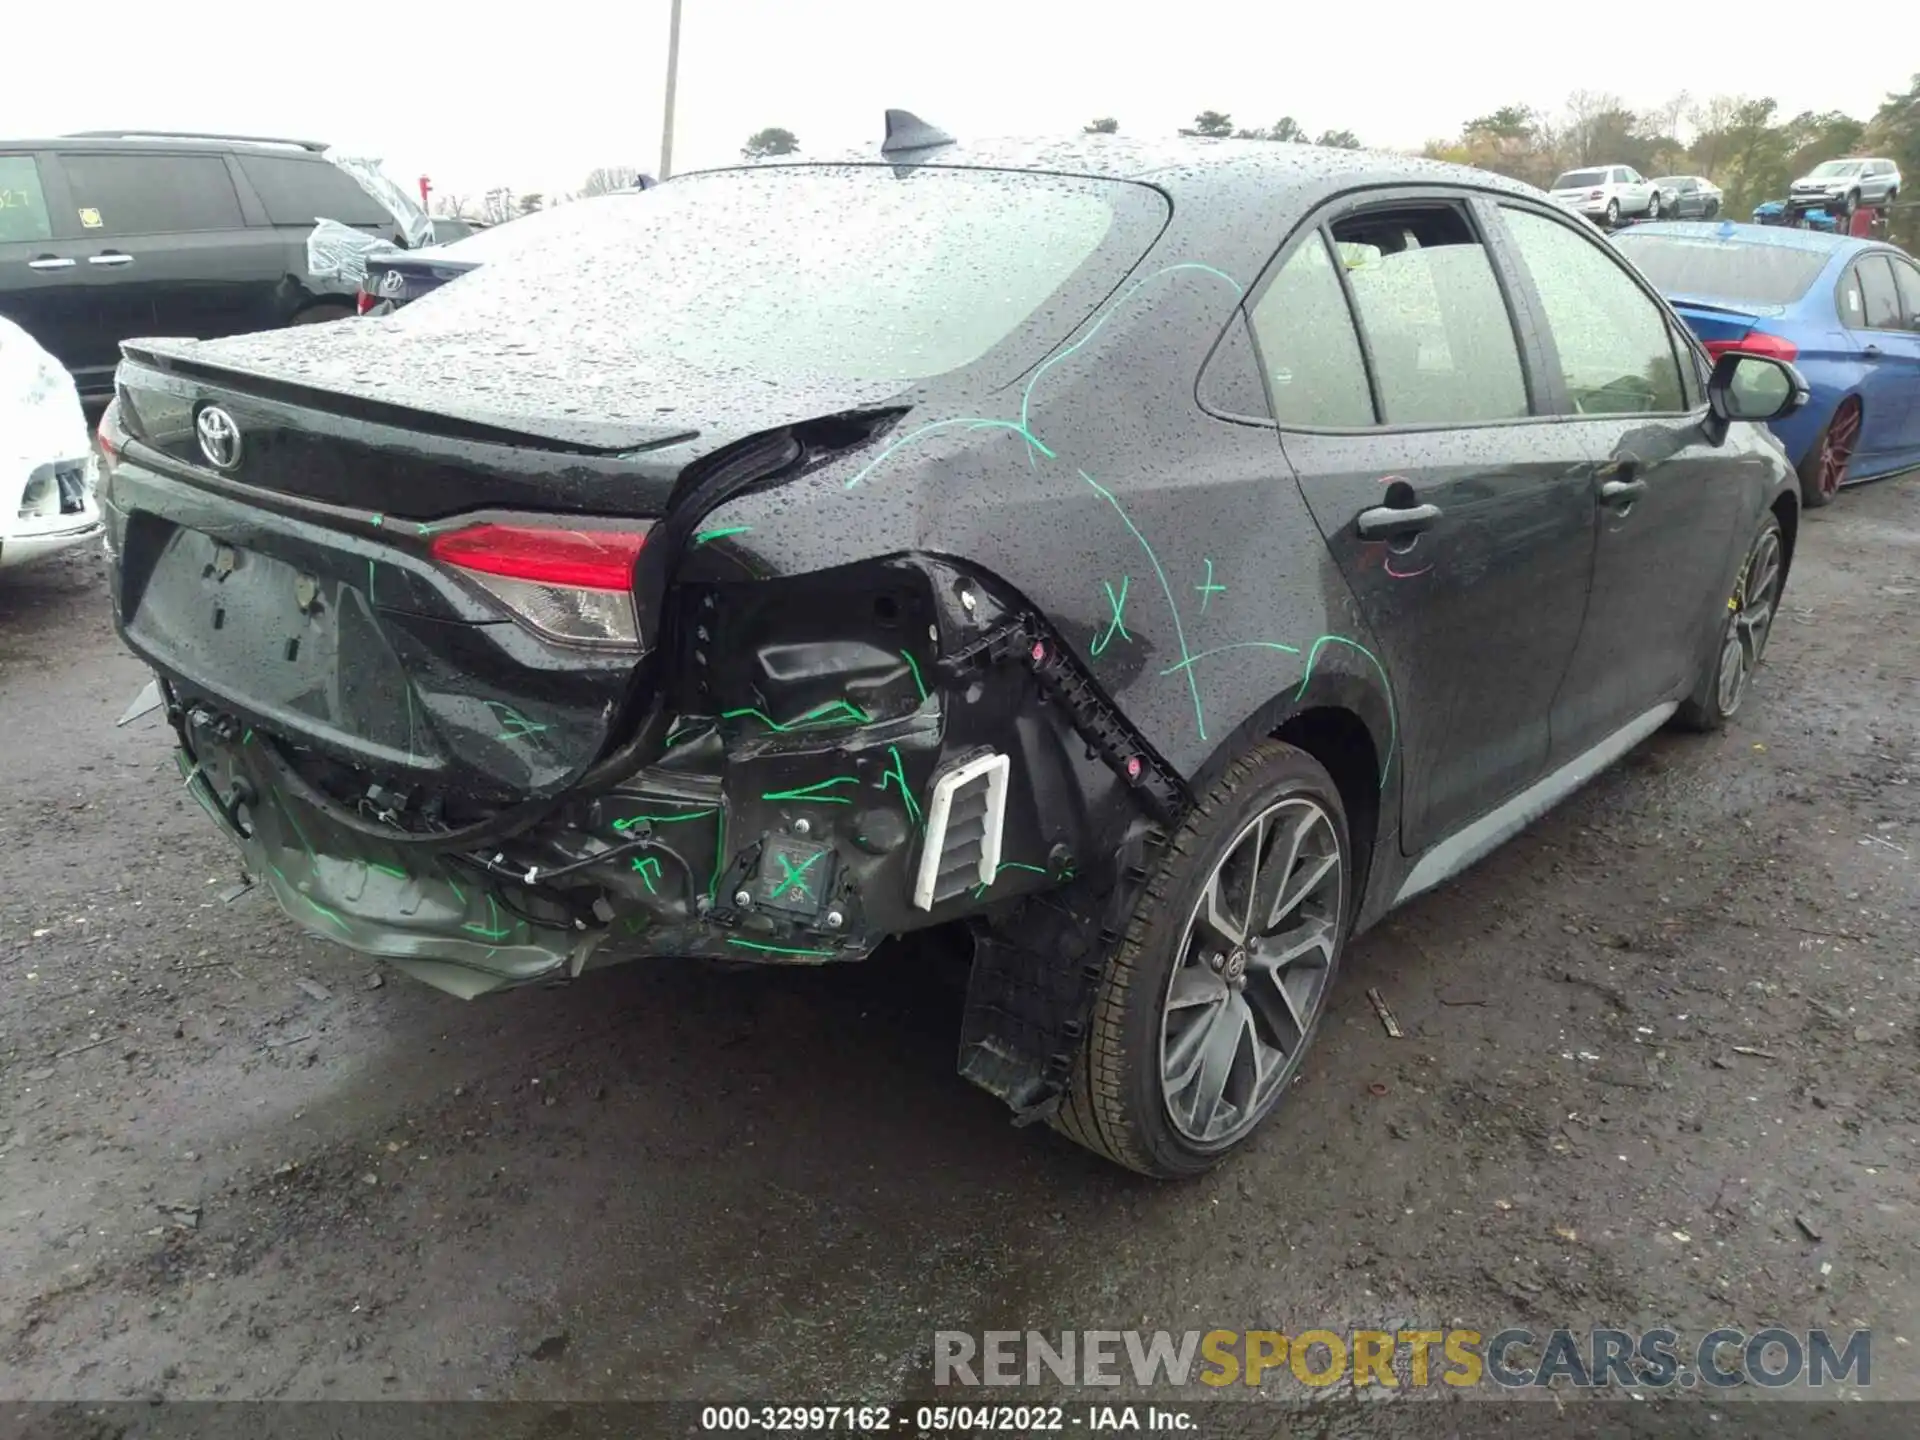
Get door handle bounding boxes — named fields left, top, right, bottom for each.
left=1862, top=344, right=1882, bottom=360
left=89, top=253, right=133, bottom=267
left=27, top=256, right=75, bottom=270
left=1598, top=478, right=1647, bottom=505
left=1355, top=502, right=1440, bottom=540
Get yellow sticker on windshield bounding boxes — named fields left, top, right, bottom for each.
left=78, top=207, right=103, bottom=228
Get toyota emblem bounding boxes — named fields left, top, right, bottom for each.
left=195, top=406, right=242, bottom=470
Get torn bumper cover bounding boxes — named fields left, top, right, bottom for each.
left=155, top=559, right=1182, bottom=1039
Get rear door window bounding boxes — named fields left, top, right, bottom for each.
left=1246, top=231, right=1375, bottom=428
left=56, top=152, right=244, bottom=235
left=1501, top=205, right=1686, bottom=415
left=1891, top=255, right=1920, bottom=330
left=1330, top=205, right=1531, bottom=426
left=236, top=155, right=391, bottom=228
left=1854, top=255, right=1903, bottom=330
left=0, top=154, right=53, bottom=242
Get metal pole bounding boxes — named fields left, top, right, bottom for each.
left=659, top=0, right=684, bottom=181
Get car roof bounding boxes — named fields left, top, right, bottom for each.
left=1, top=133, right=330, bottom=155
left=694, top=132, right=1542, bottom=205
left=1618, top=220, right=1886, bottom=259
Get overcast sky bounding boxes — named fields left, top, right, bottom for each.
left=9, top=1, right=1914, bottom=203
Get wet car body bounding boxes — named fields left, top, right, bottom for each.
left=99, top=131, right=1804, bottom=1173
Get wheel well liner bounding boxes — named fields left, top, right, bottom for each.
left=1273, top=706, right=1381, bottom=913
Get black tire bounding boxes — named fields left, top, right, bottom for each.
left=1705, top=199, right=1720, bottom=218
left=291, top=303, right=354, bottom=326
left=1053, top=740, right=1353, bottom=1178
left=1843, top=190, right=1859, bottom=218
left=1605, top=199, right=1621, bottom=228
left=1674, top=514, right=1785, bottom=732
left=1647, top=192, right=1662, bottom=220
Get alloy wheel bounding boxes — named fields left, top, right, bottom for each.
left=1819, top=400, right=1861, bottom=498
left=1158, top=798, right=1344, bottom=1146
left=1717, top=528, right=1783, bottom=717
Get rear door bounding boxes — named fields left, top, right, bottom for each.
left=1844, top=252, right=1920, bottom=463
left=1253, top=194, right=1597, bottom=854
left=0, top=150, right=94, bottom=375
left=1491, top=200, right=1750, bottom=759
left=49, top=149, right=287, bottom=379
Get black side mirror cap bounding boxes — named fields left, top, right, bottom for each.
left=1703, top=352, right=1809, bottom=445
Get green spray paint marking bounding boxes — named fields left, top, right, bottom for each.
left=241, top=728, right=253, bottom=746
left=630, top=856, right=662, bottom=893
left=770, top=851, right=825, bottom=902
left=841, top=418, right=1053, bottom=490
left=611, top=806, right=718, bottom=834
left=366, top=861, right=408, bottom=880
left=663, top=717, right=705, bottom=748
left=1090, top=576, right=1131, bottom=657
left=878, top=745, right=922, bottom=826
left=370, top=513, right=384, bottom=528
left=1076, top=469, right=1207, bottom=741
left=971, top=860, right=1055, bottom=900
left=269, top=791, right=317, bottom=861
left=446, top=876, right=466, bottom=904
left=1019, top=263, right=1246, bottom=440
left=1163, top=637, right=1395, bottom=786
left=623, top=915, right=650, bottom=935
left=726, top=938, right=835, bottom=958
left=761, top=776, right=859, bottom=806
left=265, top=863, right=349, bottom=934
left=1293, top=634, right=1397, bottom=787
left=461, top=893, right=518, bottom=941
left=693, top=524, right=753, bottom=546
left=1196, top=558, right=1226, bottom=611
left=722, top=699, right=871, bottom=733
left=1159, top=640, right=1301, bottom=673
left=486, top=701, right=548, bottom=743
left=899, top=649, right=929, bottom=703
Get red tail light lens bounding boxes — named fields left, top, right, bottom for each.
left=96, top=398, right=125, bottom=462
left=1590, top=189, right=1604, bottom=199
left=355, top=291, right=378, bottom=315
left=429, top=523, right=649, bottom=649
left=1702, top=331, right=1798, bottom=363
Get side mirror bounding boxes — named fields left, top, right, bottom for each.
left=1703, top=352, right=1810, bottom=445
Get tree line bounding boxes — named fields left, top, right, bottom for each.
left=429, top=78, right=1920, bottom=248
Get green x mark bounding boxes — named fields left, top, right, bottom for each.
left=1091, top=576, right=1131, bottom=656
left=1195, top=558, right=1227, bottom=611
left=630, top=856, right=663, bottom=893
left=770, top=851, right=825, bottom=903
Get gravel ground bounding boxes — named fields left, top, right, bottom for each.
left=2, top=474, right=1916, bottom=1418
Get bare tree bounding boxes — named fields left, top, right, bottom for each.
left=1562, top=89, right=1627, bottom=165
left=1084, top=117, right=1119, bottom=135
left=742, top=127, right=799, bottom=159
left=582, top=165, right=642, bottom=197
left=432, top=193, right=477, bottom=220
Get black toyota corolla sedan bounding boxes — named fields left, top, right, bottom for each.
left=96, top=116, right=1805, bottom=1177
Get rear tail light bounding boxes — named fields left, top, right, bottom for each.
left=1702, top=331, right=1798, bottom=363
left=96, top=397, right=125, bottom=462
left=1590, top=189, right=1604, bottom=199
left=429, top=522, right=650, bottom=649
left=355, top=291, right=378, bottom=315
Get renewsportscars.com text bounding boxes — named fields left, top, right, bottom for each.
left=934, top=1327, right=1871, bottom=1390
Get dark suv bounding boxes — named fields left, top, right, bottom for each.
left=0, top=132, right=419, bottom=400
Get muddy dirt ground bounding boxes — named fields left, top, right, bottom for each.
left=2, top=475, right=1917, bottom=1417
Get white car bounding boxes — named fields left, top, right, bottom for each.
left=1549, top=165, right=1662, bottom=227
left=1, top=317, right=100, bottom=570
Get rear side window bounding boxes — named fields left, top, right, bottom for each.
left=1891, top=256, right=1920, bottom=331
left=237, top=155, right=391, bottom=228
left=1247, top=232, right=1374, bottom=428
left=1502, top=206, right=1684, bottom=415
left=0, top=155, right=52, bottom=242
left=1331, top=206, right=1530, bottom=426
left=57, top=153, right=243, bottom=235
left=1555, top=170, right=1605, bottom=189
left=1854, top=255, right=1903, bottom=330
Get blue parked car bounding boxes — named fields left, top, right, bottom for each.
left=1613, top=221, right=1920, bottom=506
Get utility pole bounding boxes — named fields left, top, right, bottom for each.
left=659, top=0, right=684, bottom=180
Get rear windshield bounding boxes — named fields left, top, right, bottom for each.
left=1612, top=233, right=1829, bottom=307
left=431, top=193, right=645, bottom=263
left=1554, top=170, right=1607, bottom=189
left=1809, top=161, right=1862, bottom=178
left=393, top=167, right=1164, bottom=384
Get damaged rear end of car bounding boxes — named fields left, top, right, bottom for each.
left=98, top=156, right=1184, bottom=1084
